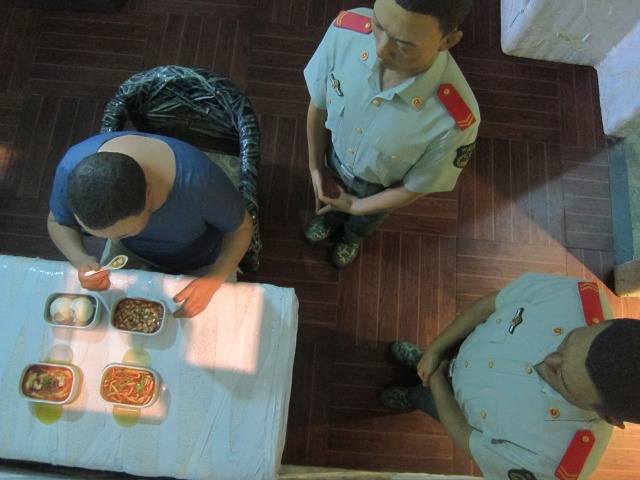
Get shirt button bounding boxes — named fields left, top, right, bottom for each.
left=347, top=148, right=354, bottom=155
left=554, top=327, right=564, bottom=336
left=372, top=99, right=381, bottom=106
left=464, top=361, right=469, bottom=367
left=345, top=163, right=352, bottom=169
left=549, top=408, right=560, bottom=418
left=495, top=318, right=502, bottom=324
left=356, top=127, right=362, bottom=134
left=525, top=366, right=533, bottom=374
left=480, top=410, right=487, bottom=419
left=391, top=155, right=398, bottom=161
left=488, top=361, right=494, bottom=368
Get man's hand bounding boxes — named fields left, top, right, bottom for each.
left=429, top=358, right=451, bottom=388
left=172, top=276, right=224, bottom=318
left=428, top=357, right=473, bottom=458
left=77, top=260, right=110, bottom=291
left=417, top=343, right=445, bottom=386
left=318, top=186, right=359, bottom=215
left=310, top=167, right=343, bottom=214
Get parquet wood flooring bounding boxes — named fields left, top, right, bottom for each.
left=1, top=0, right=639, bottom=478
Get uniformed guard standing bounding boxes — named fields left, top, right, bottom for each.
left=381, top=273, right=640, bottom=480
left=304, top=0, right=479, bottom=267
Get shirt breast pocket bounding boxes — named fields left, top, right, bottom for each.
left=325, top=99, right=345, bottom=132
left=374, top=136, right=424, bottom=172
left=325, top=75, right=346, bottom=132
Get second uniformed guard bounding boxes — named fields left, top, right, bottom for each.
left=381, top=273, right=640, bottom=480
left=304, top=0, right=479, bottom=267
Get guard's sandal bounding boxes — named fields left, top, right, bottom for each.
left=390, top=341, right=423, bottom=369
left=332, top=241, right=360, bottom=268
left=379, top=386, right=416, bottom=410
left=304, top=217, right=336, bottom=245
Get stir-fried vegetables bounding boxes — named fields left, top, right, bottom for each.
left=100, top=366, right=156, bottom=406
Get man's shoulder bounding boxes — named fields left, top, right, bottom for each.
left=437, top=52, right=480, bottom=122
left=329, top=8, right=373, bottom=35
left=472, top=417, right=612, bottom=480
left=59, top=133, right=112, bottom=166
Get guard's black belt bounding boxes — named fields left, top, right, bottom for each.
left=325, top=144, right=386, bottom=198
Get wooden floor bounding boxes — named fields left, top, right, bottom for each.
left=1, top=0, right=640, bottom=478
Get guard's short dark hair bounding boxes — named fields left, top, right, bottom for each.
left=395, top=0, right=474, bottom=34
left=586, top=319, right=640, bottom=424
left=67, top=152, right=147, bottom=230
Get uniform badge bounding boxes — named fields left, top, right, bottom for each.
left=555, top=430, right=595, bottom=480
left=333, top=10, right=373, bottom=34
left=577, top=282, right=604, bottom=325
left=453, top=143, right=475, bottom=168
left=329, top=73, right=344, bottom=96
left=509, top=307, right=524, bottom=334
left=438, top=84, right=476, bottom=131
left=508, top=469, right=537, bottom=480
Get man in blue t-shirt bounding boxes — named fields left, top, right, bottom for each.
left=48, top=131, right=252, bottom=318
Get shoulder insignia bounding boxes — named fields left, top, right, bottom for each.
left=454, top=143, right=475, bottom=168
left=438, top=84, right=476, bottom=131
left=333, top=10, right=373, bottom=34
left=577, top=282, right=604, bottom=326
left=555, top=430, right=595, bottom=480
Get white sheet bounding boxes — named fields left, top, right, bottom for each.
left=0, top=255, right=298, bottom=480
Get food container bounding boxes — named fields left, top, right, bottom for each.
left=99, top=363, right=161, bottom=408
left=19, top=362, right=82, bottom=405
left=110, top=297, right=166, bottom=336
left=44, top=293, right=100, bottom=328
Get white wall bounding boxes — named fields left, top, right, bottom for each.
left=500, top=0, right=640, bottom=137
left=597, top=21, right=640, bottom=137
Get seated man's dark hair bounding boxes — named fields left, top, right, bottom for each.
left=395, top=0, right=474, bottom=34
left=67, top=152, right=147, bottom=230
left=586, top=319, right=640, bottom=424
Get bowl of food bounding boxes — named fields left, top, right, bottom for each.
left=44, top=293, right=100, bottom=328
left=99, top=363, right=161, bottom=408
left=110, top=297, right=166, bottom=336
left=19, top=362, right=81, bottom=405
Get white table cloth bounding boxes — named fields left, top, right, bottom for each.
left=0, top=255, right=298, bottom=480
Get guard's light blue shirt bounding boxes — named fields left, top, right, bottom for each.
left=452, top=273, right=613, bottom=480
left=304, top=8, right=480, bottom=194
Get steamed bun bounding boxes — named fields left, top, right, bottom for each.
left=70, top=297, right=94, bottom=324
left=50, top=297, right=73, bottom=324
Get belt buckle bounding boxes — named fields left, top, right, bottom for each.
left=339, top=162, right=355, bottom=179
left=448, top=356, right=457, bottom=378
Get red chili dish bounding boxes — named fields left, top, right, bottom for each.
left=100, top=365, right=158, bottom=407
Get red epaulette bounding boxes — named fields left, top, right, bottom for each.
left=333, top=10, right=373, bottom=34
left=577, top=282, right=604, bottom=326
left=438, top=84, right=476, bottom=131
left=555, top=430, right=595, bottom=480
